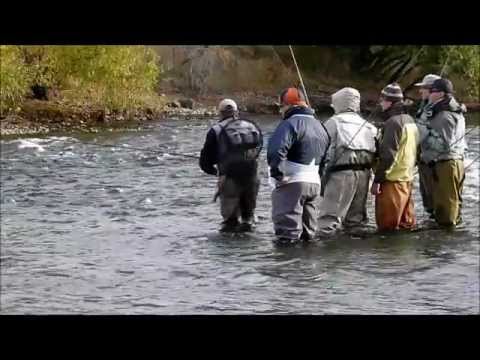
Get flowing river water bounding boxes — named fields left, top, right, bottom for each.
left=1, top=114, right=479, bottom=314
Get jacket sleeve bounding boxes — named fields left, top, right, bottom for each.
left=199, top=128, right=219, bottom=176
left=374, top=119, right=403, bottom=183
left=267, top=120, right=296, bottom=178
left=322, top=117, right=337, bottom=170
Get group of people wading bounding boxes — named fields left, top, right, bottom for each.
left=199, top=76, right=467, bottom=244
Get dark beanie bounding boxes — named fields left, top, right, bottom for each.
left=381, top=83, right=404, bottom=102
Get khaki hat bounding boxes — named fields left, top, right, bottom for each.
left=414, top=74, right=441, bottom=88
left=218, top=99, right=238, bottom=113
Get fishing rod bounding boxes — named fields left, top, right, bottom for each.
left=439, top=46, right=452, bottom=77
left=288, top=45, right=310, bottom=107
left=81, top=141, right=200, bottom=159
left=432, top=124, right=475, bottom=153
left=280, top=45, right=380, bottom=185
left=465, top=154, right=480, bottom=171
left=409, top=47, right=480, bottom=175
left=284, top=45, right=378, bottom=166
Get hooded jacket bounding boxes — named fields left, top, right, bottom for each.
left=420, top=96, right=467, bottom=164
left=323, top=88, right=378, bottom=171
left=374, top=102, right=419, bottom=183
left=267, top=106, right=330, bottom=185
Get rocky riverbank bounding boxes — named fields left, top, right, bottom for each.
left=0, top=92, right=273, bottom=137
left=0, top=96, right=217, bottom=137
left=1, top=91, right=479, bottom=137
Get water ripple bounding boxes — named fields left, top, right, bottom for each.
left=1, top=118, right=479, bottom=315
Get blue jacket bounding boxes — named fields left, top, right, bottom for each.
left=267, top=106, right=330, bottom=179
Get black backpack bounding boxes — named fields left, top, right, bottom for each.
left=218, top=118, right=263, bottom=180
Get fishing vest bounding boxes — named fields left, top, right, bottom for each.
left=212, top=117, right=263, bottom=178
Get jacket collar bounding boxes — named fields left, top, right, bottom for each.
left=219, top=115, right=236, bottom=123
left=416, top=99, right=429, bottom=117
left=381, top=101, right=407, bottom=120
left=283, top=106, right=315, bottom=120
left=430, top=95, right=465, bottom=118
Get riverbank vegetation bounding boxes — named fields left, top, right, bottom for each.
left=1, top=46, right=478, bottom=130
left=1, top=45, right=162, bottom=116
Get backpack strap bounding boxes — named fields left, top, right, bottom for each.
left=243, top=118, right=264, bottom=158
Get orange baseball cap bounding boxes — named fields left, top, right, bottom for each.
left=279, top=87, right=307, bottom=107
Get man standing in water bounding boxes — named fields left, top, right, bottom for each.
left=318, top=87, right=378, bottom=235
left=414, top=74, right=441, bottom=219
left=199, top=99, right=263, bottom=232
left=421, top=78, right=467, bottom=228
left=267, top=87, right=330, bottom=244
left=371, top=83, right=419, bottom=232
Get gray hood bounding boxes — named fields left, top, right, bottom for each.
left=331, top=87, right=361, bottom=114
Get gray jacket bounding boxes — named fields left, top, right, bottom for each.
left=421, top=96, right=467, bottom=164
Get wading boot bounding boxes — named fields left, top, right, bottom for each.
left=220, top=218, right=240, bottom=233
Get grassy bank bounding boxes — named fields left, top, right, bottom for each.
left=0, top=46, right=161, bottom=115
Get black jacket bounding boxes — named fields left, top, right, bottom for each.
left=199, top=126, right=220, bottom=176
left=199, top=117, right=262, bottom=176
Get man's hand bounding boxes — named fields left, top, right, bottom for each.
left=276, top=176, right=291, bottom=187
left=370, top=182, right=382, bottom=196
left=270, top=167, right=283, bottom=181
left=270, top=167, right=291, bottom=187
left=213, top=175, right=226, bottom=202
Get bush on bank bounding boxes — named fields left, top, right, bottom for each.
left=1, top=45, right=161, bottom=115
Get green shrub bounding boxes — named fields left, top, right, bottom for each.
left=1, top=45, right=162, bottom=113
left=0, top=45, right=31, bottom=115
left=43, top=46, right=161, bottom=109
left=440, top=46, right=480, bottom=100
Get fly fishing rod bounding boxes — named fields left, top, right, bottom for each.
left=465, top=154, right=480, bottom=170
left=288, top=45, right=310, bottom=107
left=280, top=45, right=379, bottom=190
left=287, top=44, right=378, bottom=164
left=81, top=141, right=200, bottom=159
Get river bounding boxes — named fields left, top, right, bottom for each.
left=1, top=114, right=479, bottom=314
